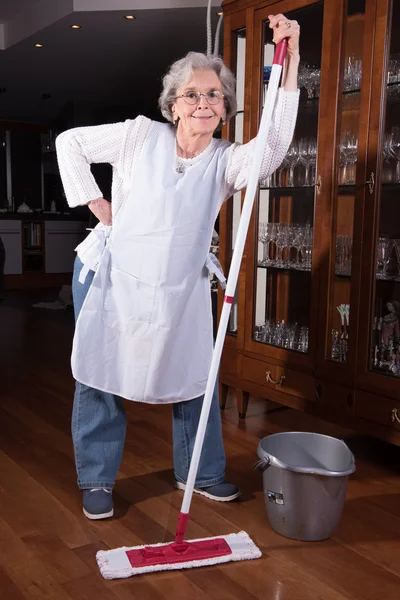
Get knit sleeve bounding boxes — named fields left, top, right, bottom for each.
left=55, top=120, right=133, bottom=208
left=224, top=89, right=300, bottom=197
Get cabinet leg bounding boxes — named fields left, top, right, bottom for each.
left=219, top=382, right=229, bottom=410
left=237, top=389, right=250, bottom=419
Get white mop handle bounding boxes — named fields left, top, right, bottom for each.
left=180, top=43, right=287, bottom=517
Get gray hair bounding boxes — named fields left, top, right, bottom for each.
left=158, top=51, right=237, bottom=124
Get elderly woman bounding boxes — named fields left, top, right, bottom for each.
left=56, top=14, right=300, bottom=521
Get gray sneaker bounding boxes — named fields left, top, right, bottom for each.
left=175, top=480, right=240, bottom=502
left=82, top=488, right=114, bottom=520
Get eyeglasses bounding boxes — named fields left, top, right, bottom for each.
left=177, top=90, right=225, bottom=105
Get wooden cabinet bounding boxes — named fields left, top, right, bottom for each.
left=2, top=218, right=87, bottom=287
left=44, top=221, right=86, bottom=274
left=0, top=220, right=22, bottom=274
left=220, top=0, right=400, bottom=446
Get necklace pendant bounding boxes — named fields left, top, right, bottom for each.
left=175, top=159, right=186, bottom=174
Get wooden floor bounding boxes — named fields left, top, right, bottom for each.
left=1, top=290, right=400, bottom=599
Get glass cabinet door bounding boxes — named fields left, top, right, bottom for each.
left=0, top=131, right=8, bottom=209
left=328, top=0, right=367, bottom=365
left=368, top=0, right=400, bottom=381
left=252, top=2, right=324, bottom=358
left=226, top=26, right=246, bottom=336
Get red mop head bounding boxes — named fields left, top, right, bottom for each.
left=127, top=537, right=232, bottom=568
left=96, top=531, right=261, bottom=579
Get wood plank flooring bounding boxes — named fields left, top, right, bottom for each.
left=1, top=289, right=400, bottom=599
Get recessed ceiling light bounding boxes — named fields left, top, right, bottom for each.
left=124, top=15, right=136, bottom=20
left=34, top=43, right=44, bottom=48
left=70, top=24, right=81, bottom=29
left=217, top=11, right=223, bottom=16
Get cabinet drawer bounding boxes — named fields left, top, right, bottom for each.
left=281, top=367, right=315, bottom=401
left=314, top=380, right=354, bottom=415
left=0, top=220, right=21, bottom=233
left=242, top=356, right=314, bottom=401
left=355, top=390, right=400, bottom=431
left=242, top=355, right=280, bottom=389
left=0, top=224, right=22, bottom=275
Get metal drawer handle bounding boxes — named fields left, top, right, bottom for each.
left=366, top=172, right=375, bottom=195
left=316, top=174, right=322, bottom=196
left=266, top=371, right=285, bottom=386
left=391, top=408, right=400, bottom=424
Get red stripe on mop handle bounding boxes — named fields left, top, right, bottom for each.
left=273, top=39, right=288, bottom=67
left=126, top=512, right=232, bottom=567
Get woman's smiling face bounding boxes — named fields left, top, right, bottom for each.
left=172, top=69, right=226, bottom=136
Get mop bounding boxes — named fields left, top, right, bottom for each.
left=96, top=3, right=288, bottom=579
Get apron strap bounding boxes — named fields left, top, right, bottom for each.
left=78, top=262, right=91, bottom=285
left=205, top=252, right=226, bottom=290
left=78, top=225, right=112, bottom=284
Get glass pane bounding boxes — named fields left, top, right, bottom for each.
left=254, top=3, right=324, bottom=353
left=228, top=27, right=246, bottom=335
left=10, top=131, right=42, bottom=210
left=369, top=1, right=400, bottom=379
left=0, top=132, right=7, bottom=209
left=328, top=0, right=366, bottom=364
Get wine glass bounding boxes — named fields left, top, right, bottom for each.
left=258, top=222, right=267, bottom=266
left=298, top=138, right=311, bottom=186
left=301, top=224, right=313, bottom=270
left=286, top=141, right=300, bottom=187
left=275, top=223, right=289, bottom=268
left=286, top=224, right=298, bottom=268
left=394, top=240, right=400, bottom=279
left=389, top=126, right=400, bottom=182
left=342, top=132, right=358, bottom=184
left=377, top=237, right=391, bottom=278
left=383, top=132, right=394, bottom=183
left=292, top=225, right=305, bottom=269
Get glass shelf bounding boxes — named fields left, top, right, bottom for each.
left=298, top=82, right=400, bottom=103
left=381, top=183, right=400, bottom=191
left=254, top=340, right=309, bottom=354
left=260, top=185, right=315, bottom=193
left=338, top=184, right=356, bottom=193
left=257, top=262, right=312, bottom=273
left=376, top=274, right=400, bottom=283
left=254, top=324, right=309, bottom=354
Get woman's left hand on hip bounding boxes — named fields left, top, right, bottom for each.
left=268, top=14, right=300, bottom=59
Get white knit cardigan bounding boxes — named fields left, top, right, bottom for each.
left=56, top=88, right=299, bottom=269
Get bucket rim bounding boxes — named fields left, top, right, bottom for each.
left=257, top=431, right=356, bottom=477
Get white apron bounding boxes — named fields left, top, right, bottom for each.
left=71, top=120, right=230, bottom=404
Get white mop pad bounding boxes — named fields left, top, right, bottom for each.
left=96, top=531, right=261, bottom=579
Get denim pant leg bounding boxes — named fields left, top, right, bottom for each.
left=172, top=383, right=226, bottom=488
left=72, top=256, right=127, bottom=490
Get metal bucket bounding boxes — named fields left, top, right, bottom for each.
left=255, top=431, right=356, bottom=541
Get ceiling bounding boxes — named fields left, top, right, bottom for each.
left=0, top=0, right=223, bottom=124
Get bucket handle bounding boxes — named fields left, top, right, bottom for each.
left=254, top=452, right=356, bottom=477
left=253, top=457, right=271, bottom=472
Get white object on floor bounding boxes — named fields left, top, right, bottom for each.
left=96, top=531, right=261, bottom=579
left=32, top=285, right=73, bottom=310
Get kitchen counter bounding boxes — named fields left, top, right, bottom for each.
left=0, top=211, right=88, bottom=222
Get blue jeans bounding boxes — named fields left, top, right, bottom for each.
left=72, top=256, right=226, bottom=489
